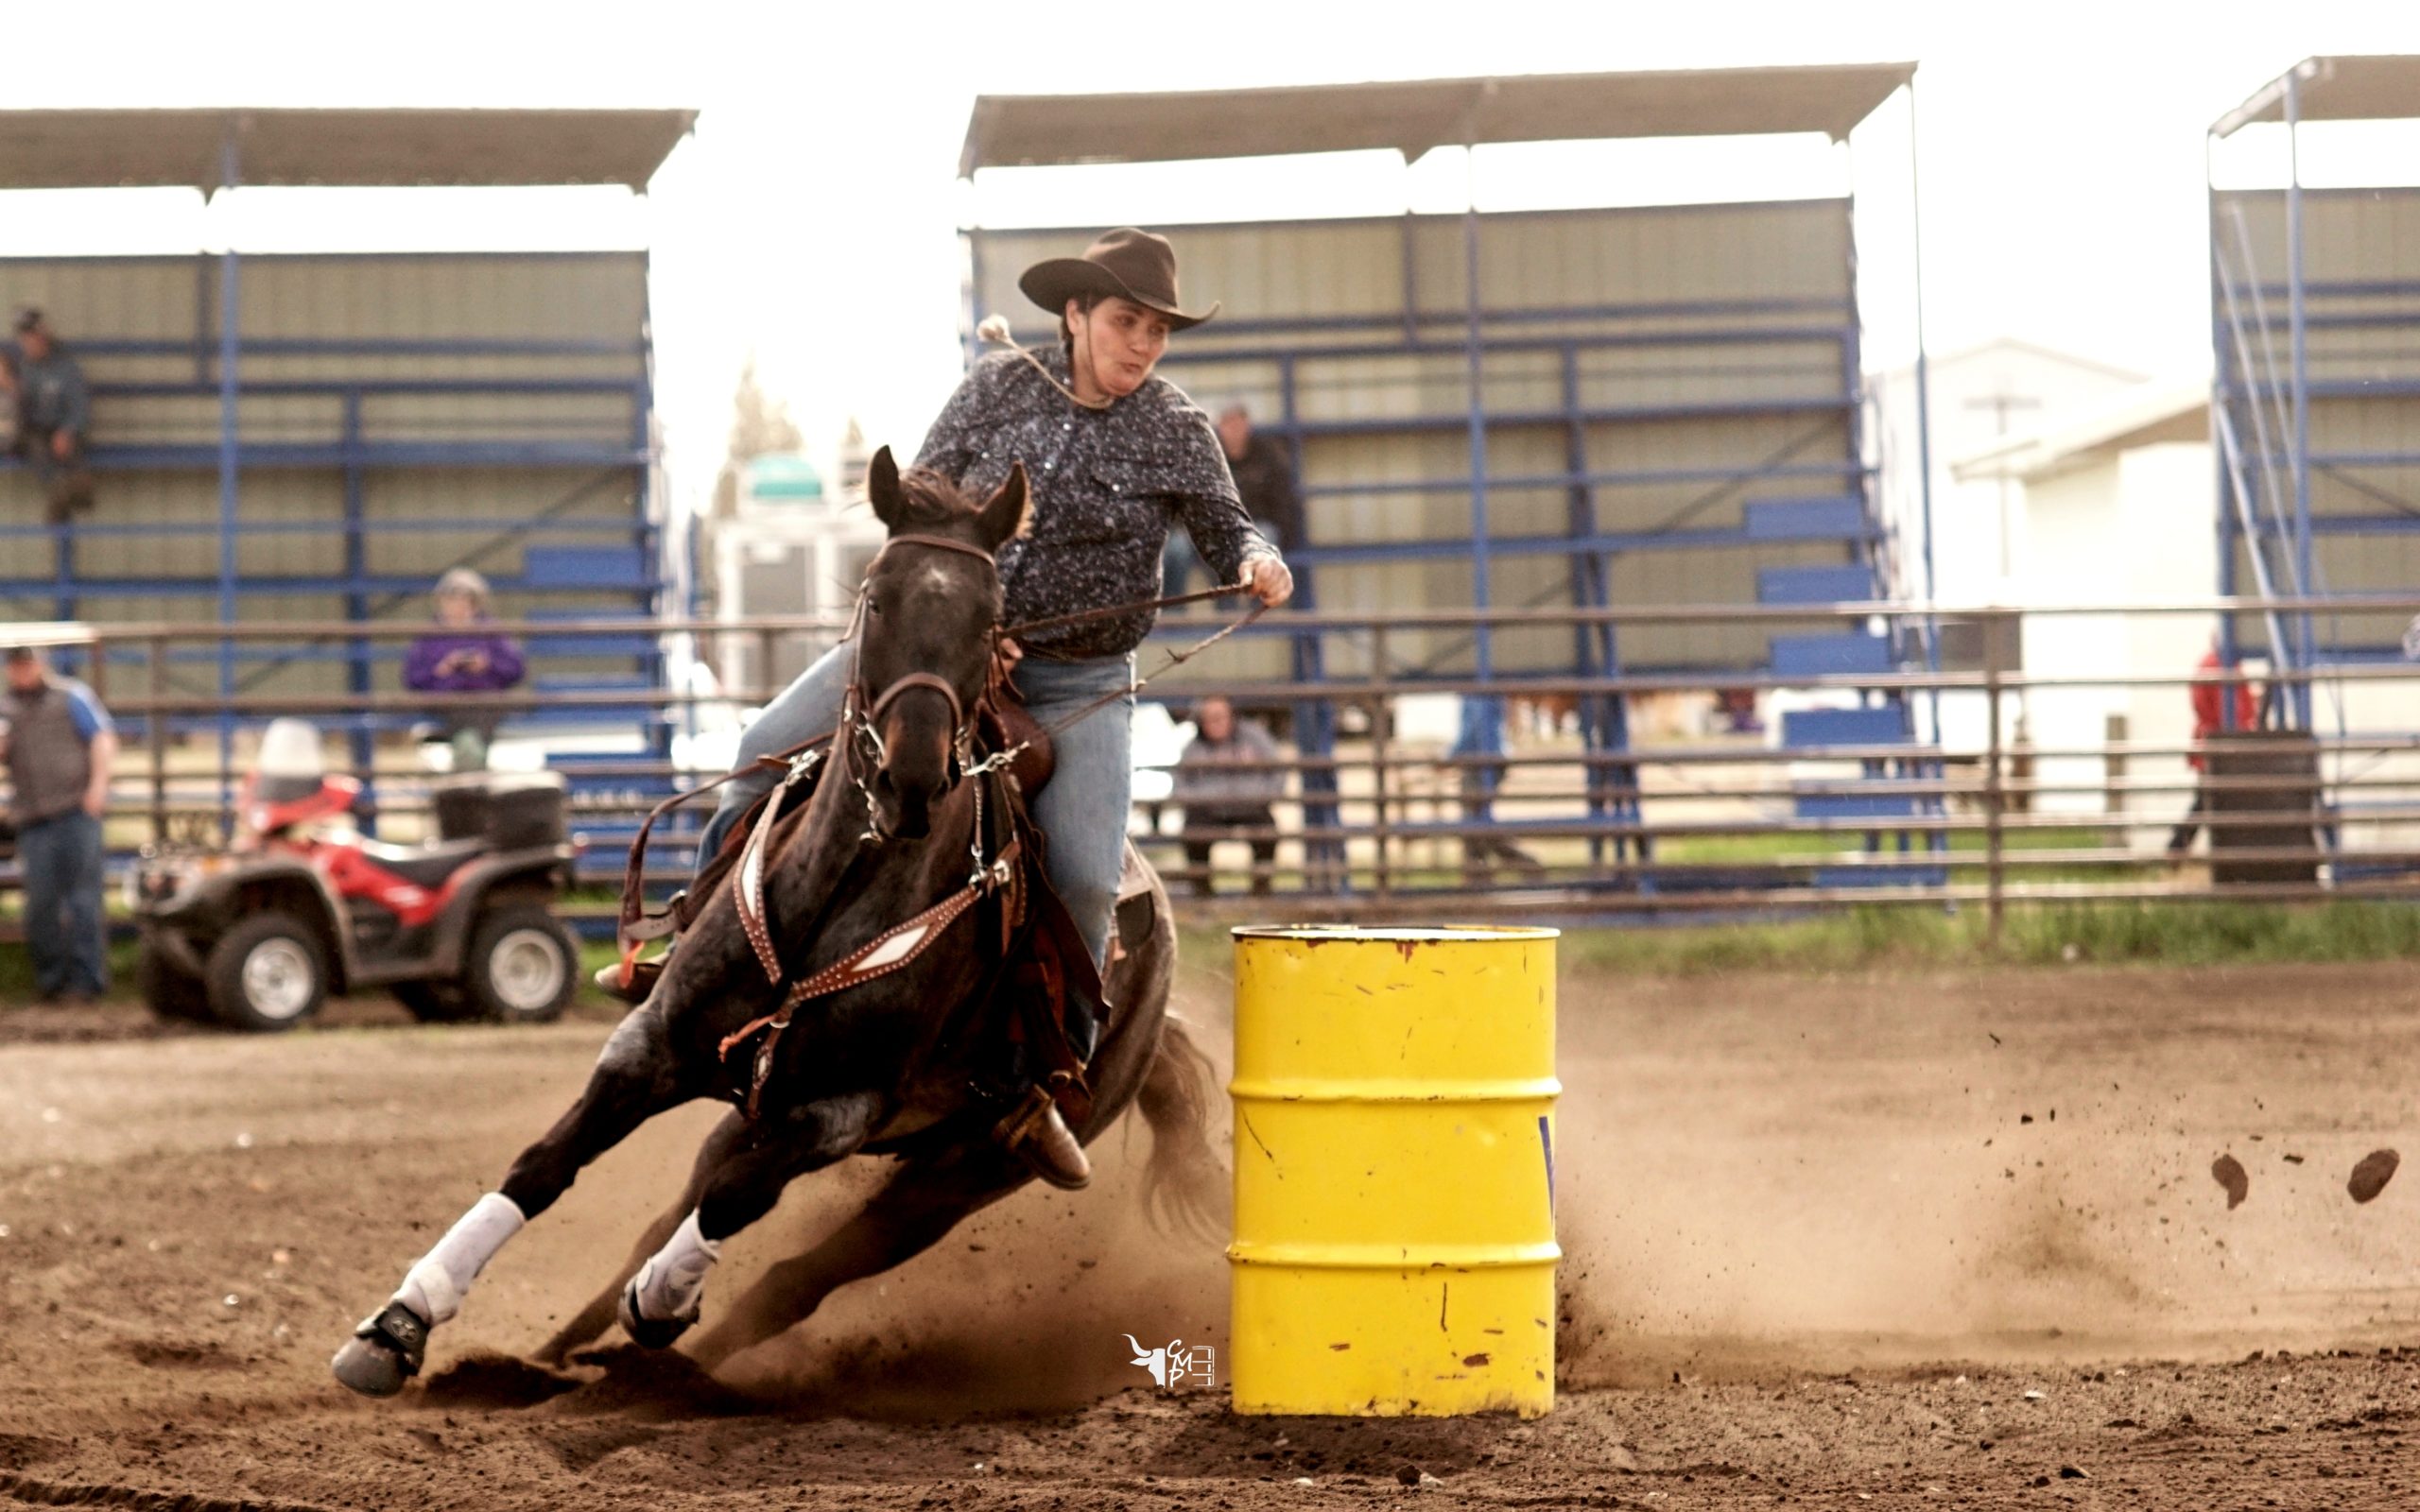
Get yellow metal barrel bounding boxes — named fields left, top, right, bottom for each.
left=1229, top=924, right=1559, bottom=1418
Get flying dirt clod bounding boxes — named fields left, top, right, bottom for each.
left=2210, top=1155, right=2250, bottom=1211
left=2347, top=1149, right=2400, bottom=1205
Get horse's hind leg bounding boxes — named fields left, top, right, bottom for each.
left=535, top=1108, right=750, bottom=1366
left=333, top=1005, right=701, bottom=1397
left=619, top=1090, right=886, bottom=1349
left=685, top=1141, right=1029, bottom=1373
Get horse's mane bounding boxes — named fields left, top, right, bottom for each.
left=890, top=466, right=981, bottom=532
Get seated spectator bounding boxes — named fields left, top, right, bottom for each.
left=1174, top=695, right=1283, bottom=896
left=5, top=309, right=94, bottom=524
left=404, top=569, right=525, bottom=772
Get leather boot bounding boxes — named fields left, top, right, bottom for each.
left=593, top=953, right=665, bottom=1005
left=994, top=1084, right=1091, bottom=1190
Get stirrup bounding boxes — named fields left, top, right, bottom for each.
left=595, top=952, right=666, bottom=1005
left=993, top=1084, right=1091, bottom=1191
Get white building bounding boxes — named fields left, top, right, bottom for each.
left=1870, top=339, right=2150, bottom=760
left=1955, top=379, right=2214, bottom=830
left=1876, top=338, right=2148, bottom=610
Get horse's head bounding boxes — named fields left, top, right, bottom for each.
left=848, top=446, right=1030, bottom=840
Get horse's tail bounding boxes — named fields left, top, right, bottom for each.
left=1137, top=1011, right=1230, bottom=1246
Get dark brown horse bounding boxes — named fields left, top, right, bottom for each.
left=333, top=450, right=1223, bottom=1398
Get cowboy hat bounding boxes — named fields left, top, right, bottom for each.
left=1018, top=228, right=1219, bottom=331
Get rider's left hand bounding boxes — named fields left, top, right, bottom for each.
left=1243, top=555, right=1293, bottom=608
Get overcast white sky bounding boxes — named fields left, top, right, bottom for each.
left=8, top=0, right=2420, bottom=516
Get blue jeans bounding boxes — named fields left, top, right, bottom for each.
left=19, top=809, right=107, bottom=998
left=701, top=643, right=1135, bottom=972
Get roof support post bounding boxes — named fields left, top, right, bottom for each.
left=2285, top=70, right=2315, bottom=730
left=216, top=123, right=243, bottom=817
left=1905, top=82, right=1940, bottom=713
left=1460, top=135, right=1492, bottom=682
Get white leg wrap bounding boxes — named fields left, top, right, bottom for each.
left=631, top=1209, right=722, bottom=1323
left=393, top=1192, right=526, bottom=1326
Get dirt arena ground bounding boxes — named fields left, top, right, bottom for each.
left=6, top=953, right=2420, bottom=1509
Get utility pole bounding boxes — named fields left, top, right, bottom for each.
left=1964, top=388, right=2043, bottom=580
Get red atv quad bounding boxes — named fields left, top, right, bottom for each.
left=132, top=720, right=580, bottom=1032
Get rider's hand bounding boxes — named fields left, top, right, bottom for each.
left=994, top=636, right=1024, bottom=678
left=50, top=431, right=74, bottom=462
left=1243, top=554, right=1293, bottom=608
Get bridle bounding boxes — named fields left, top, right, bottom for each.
left=837, top=530, right=1004, bottom=838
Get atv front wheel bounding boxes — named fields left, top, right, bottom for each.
left=205, top=912, right=329, bottom=1032
left=463, top=905, right=579, bottom=1024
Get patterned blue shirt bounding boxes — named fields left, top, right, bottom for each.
left=917, top=350, right=1276, bottom=659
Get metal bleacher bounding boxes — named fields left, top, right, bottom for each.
left=960, top=66, right=1943, bottom=895
left=2209, top=59, right=2420, bottom=881
left=0, top=109, right=694, bottom=857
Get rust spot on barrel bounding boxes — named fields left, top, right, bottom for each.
left=1395, top=939, right=1419, bottom=962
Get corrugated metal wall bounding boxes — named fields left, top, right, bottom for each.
left=2216, top=187, right=2420, bottom=652
left=970, top=203, right=1861, bottom=679
left=0, top=252, right=651, bottom=699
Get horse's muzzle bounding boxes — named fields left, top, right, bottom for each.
left=871, top=765, right=935, bottom=840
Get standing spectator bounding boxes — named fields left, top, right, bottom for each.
left=5, top=308, right=95, bottom=524
left=1174, top=696, right=1284, bottom=896
left=2168, top=641, right=2260, bottom=862
left=2, top=643, right=115, bottom=1003
left=1164, top=399, right=1303, bottom=595
left=1215, top=401, right=1304, bottom=552
left=404, top=568, right=526, bottom=772
left=1448, top=694, right=1547, bottom=885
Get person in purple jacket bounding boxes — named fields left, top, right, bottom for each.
left=404, top=568, right=525, bottom=771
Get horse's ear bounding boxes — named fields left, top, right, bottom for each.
left=866, top=446, right=904, bottom=531
left=977, top=460, right=1031, bottom=551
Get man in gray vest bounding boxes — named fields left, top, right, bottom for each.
left=3, top=644, right=116, bottom=1002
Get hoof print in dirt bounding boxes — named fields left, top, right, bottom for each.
left=331, top=1302, right=428, bottom=1398
left=2210, top=1153, right=2250, bottom=1210
left=420, top=1352, right=581, bottom=1410
left=2348, top=1148, right=2400, bottom=1205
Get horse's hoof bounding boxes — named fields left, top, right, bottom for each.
left=331, top=1302, right=428, bottom=1398
left=618, top=1274, right=697, bottom=1351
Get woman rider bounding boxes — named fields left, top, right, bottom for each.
left=620, top=229, right=1293, bottom=1189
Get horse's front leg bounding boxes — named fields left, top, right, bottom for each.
left=332, top=1005, right=705, bottom=1397
left=536, top=1108, right=751, bottom=1366
left=619, top=1089, right=887, bottom=1349
left=685, top=1135, right=1028, bottom=1372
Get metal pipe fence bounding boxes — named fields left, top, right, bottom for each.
left=22, top=595, right=2420, bottom=934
